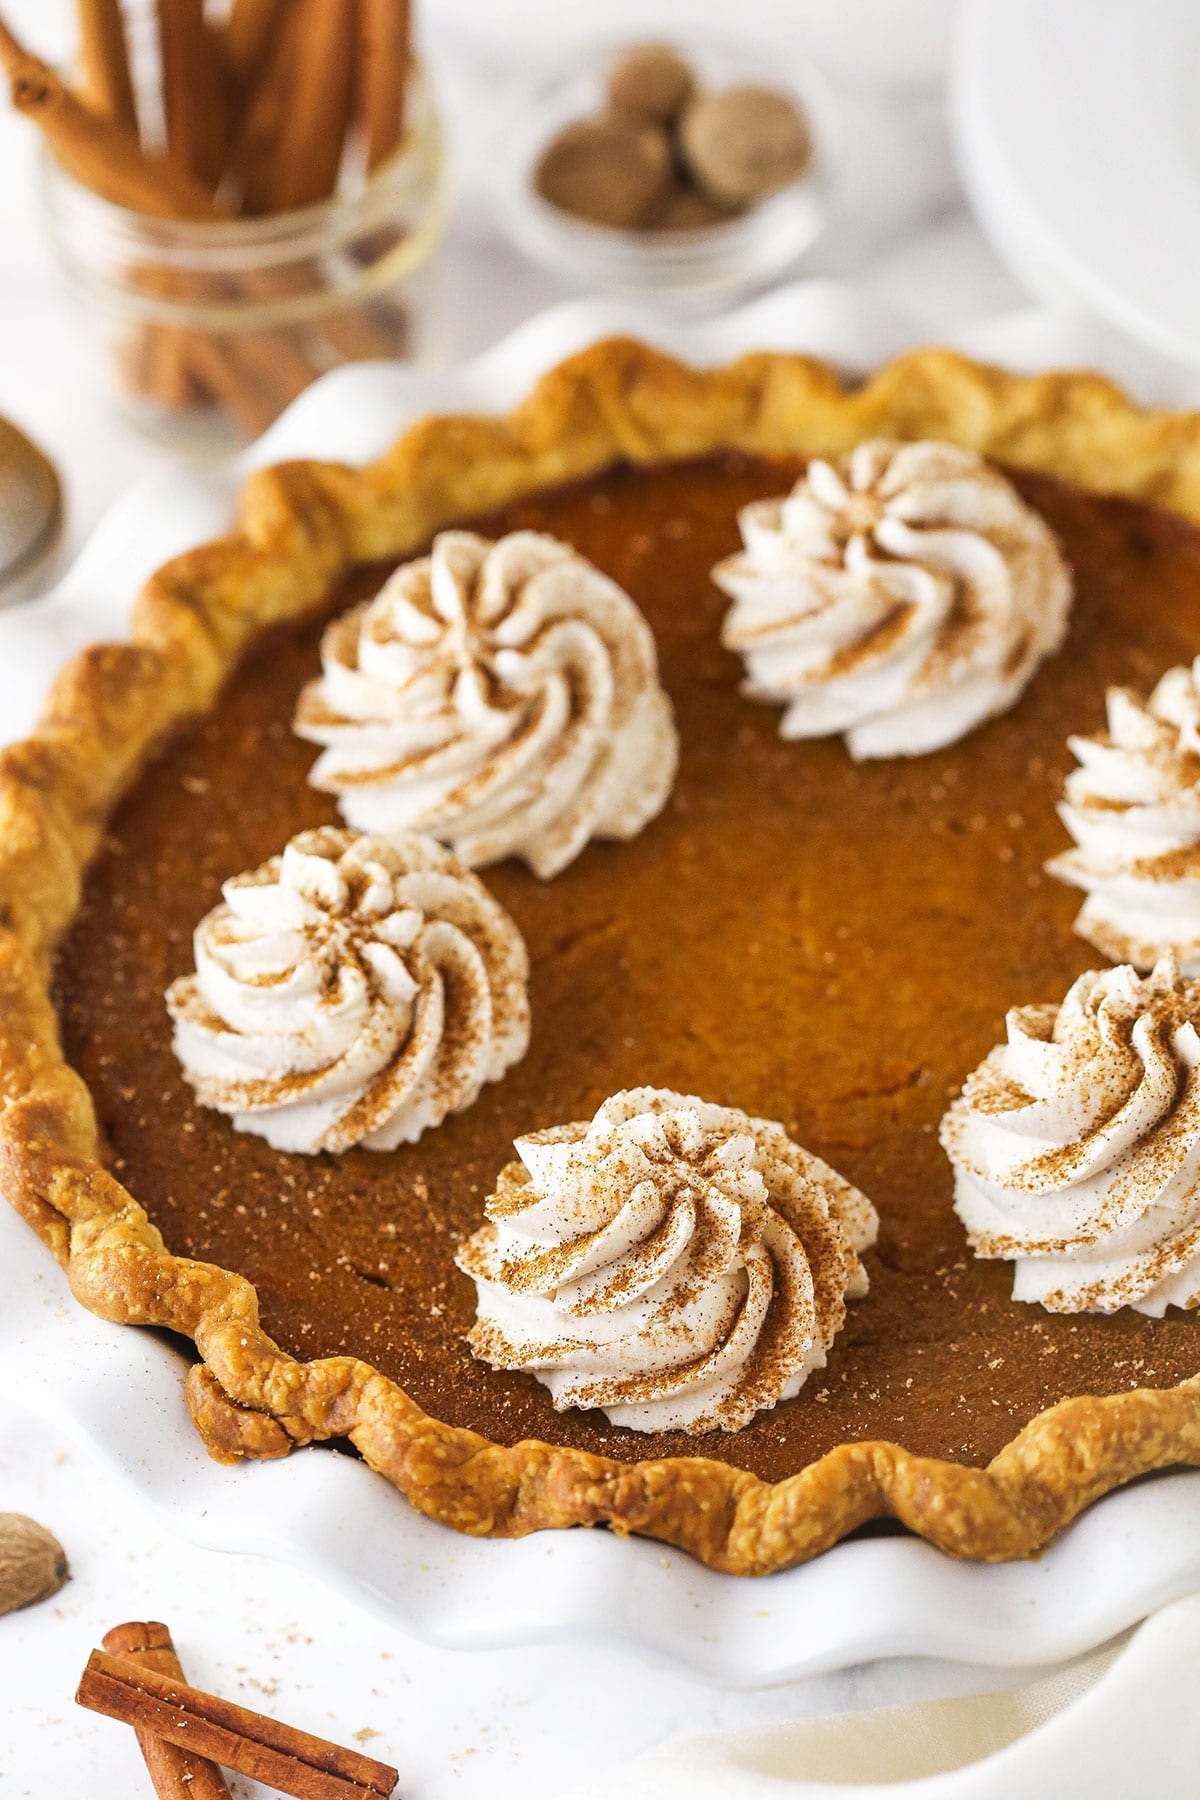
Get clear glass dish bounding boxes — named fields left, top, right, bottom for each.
left=37, top=68, right=452, bottom=447
left=490, top=33, right=841, bottom=306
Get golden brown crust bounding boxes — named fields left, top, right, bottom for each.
left=6, top=338, right=1200, bottom=1574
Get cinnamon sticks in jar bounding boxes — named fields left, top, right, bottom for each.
left=159, top=0, right=230, bottom=192
left=360, top=0, right=412, bottom=172
left=0, top=2, right=422, bottom=439
left=226, top=0, right=293, bottom=93
left=263, top=0, right=357, bottom=213
left=76, top=0, right=137, bottom=129
left=0, top=21, right=219, bottom=218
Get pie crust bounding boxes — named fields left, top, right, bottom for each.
left=6, top=340, right=1200, bottom=1575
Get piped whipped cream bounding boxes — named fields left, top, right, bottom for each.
left=712, top=439, right=1073, bottom=758
left=456, top=1088, right=878, bottom=1434
left=941, top=958, right=1200, bottom=1315
left=294, top=530, right=679, bottom=879
left=166, top=827, right=530, bottom=1154
left=1048, top=660, right=1200, bottom=974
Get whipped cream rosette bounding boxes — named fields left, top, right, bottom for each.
left=942, top=958, right=1200, bottom=1315
left=294, top=530, right=679, bottom=879
left=166, top=827, right=530, bottom=1154
left=456, top=1088, right=878, bottom=1434
left=712, top=439, right=1073, bottom=758
left=1048, top=660, right=1200, bottom=973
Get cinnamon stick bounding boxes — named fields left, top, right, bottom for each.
left=158, top=0, right=230, bottom=189
left=116, top=315, right=209, bottom=414
left=225, top=0, right=294, bottom=92
left=117, top=245, right=325, bottom=430
left=76, top=0, right=138, bottom=134
left=183, top=326, right=321, bottom=435
left=123, top=314, right=322, bottom=436
left=319, top=302, right=405, bottom=362
left=100, top=1623, right=230, bottom=1800
left=227, top=0, right=300, bottom=212
left=77, top=1648, right=400, bottom=1800
left=145, top=326, right=210, bottom=410
left=358, top=0, right=410, bottom=171
left=0, top=20, right=219, bottom=219
left=172, top=332, right=270, bottom=433
left=263, top=0, right=355, bottom=212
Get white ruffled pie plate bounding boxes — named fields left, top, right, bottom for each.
left=4, top=282, right=1200, bottom=1685
left=954, top=0, right=1200, bottom=377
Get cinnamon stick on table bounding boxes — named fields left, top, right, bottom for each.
left=359, top=0, right=412, bottom=171
left=100, top=1623, right=231, bottom=1800
left=76, top=0, right=138, bottom=133
left=77, top=1647, right=400, bottom=1799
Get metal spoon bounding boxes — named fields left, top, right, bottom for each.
left=0, top=416, right=63, bottom=605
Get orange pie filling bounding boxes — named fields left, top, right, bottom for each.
left=54, top=450, right=1200, bottom=1485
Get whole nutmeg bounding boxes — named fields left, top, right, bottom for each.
left=680, top=86, right=813, bottom=207
left=534, top=116, right=673, bottom=229
left=0, top=1513, right=69, bottom=1616
left=606, top=43, right=695, bottom=124
left=652, top=183, right=735, bottom=231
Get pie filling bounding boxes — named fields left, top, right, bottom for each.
left=54, top=452, right=1200, bottom=1486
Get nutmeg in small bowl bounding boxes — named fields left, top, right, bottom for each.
left=490, top=35, right=839, bottom=303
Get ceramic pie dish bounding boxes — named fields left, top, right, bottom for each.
left=954, top=0, right=1200, bottom=378
left=6, top=303, right=1200, bottom=1590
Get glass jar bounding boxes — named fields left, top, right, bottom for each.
left=37, top=68, right=451, bottom=447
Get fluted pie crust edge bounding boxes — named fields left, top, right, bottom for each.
left=6, top=339, right=1200, bottom=1575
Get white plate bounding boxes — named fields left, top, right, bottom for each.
left=953, top=0, right=1200, bottom=373
left=4, top=281, right=1200, bottom=1685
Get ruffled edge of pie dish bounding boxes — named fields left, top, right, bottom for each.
left=5, top=338, right=1200, bottom=1575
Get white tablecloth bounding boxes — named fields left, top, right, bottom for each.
left=0, top=3, right=1185, bottom=1796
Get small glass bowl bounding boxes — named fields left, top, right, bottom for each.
left=37, top=67, right=452, bottom=447
left=490, top=33, right=840, bottom=305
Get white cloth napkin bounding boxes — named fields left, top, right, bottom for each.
left=560, top=1591, right=1200, bottom=1798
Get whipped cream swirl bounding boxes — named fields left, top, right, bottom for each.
left=294, top=530, right=679, bottom=879
left=456, top=1088, right=878, bottom=1434
left=167, top=827, right=530, bottom=1154
left=1048, top=661, right=1200, bottom=974
left=712, top=439, right=1073, bottom=758
left=942, top=958, right=1200, bottom=1315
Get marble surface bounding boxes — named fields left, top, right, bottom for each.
left=0, top=3, right=1185, bottom=1795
